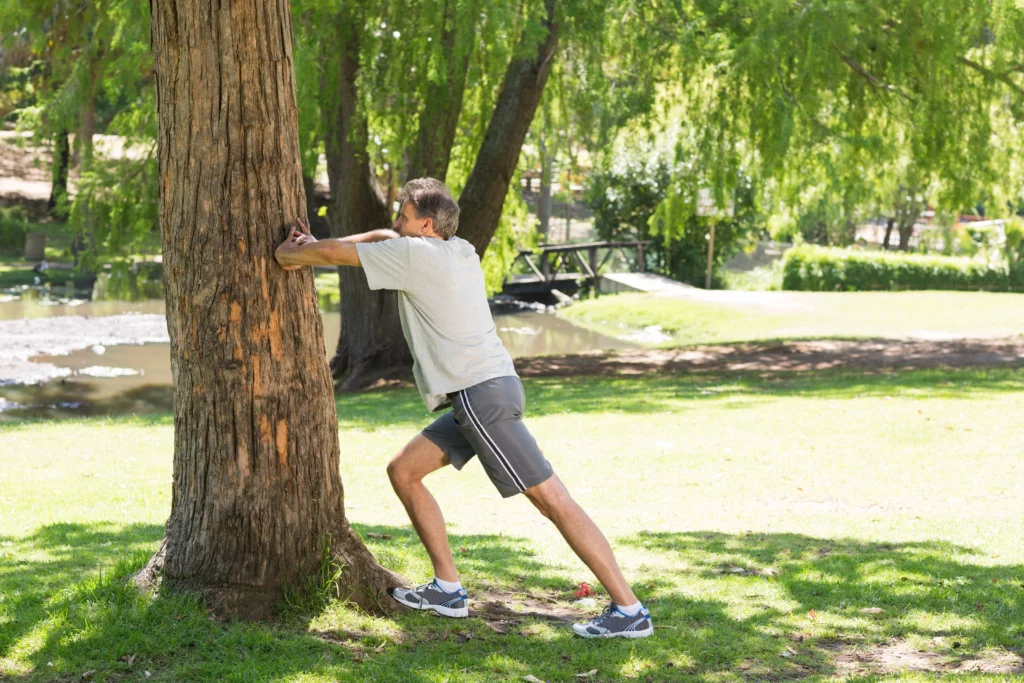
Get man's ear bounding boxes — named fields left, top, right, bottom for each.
left=421, top=217, right=436, bottom=237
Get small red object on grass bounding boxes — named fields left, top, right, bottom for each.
left=574, top=582, right=592, bottom=597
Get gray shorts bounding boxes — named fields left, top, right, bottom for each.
left=422, top=375, right=554, bottom=498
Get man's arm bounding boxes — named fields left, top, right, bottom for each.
left=339, top=229, right=400, bottom=245
left=277, top=238, right=360, bottom=268
left=275, top=218, right=398, bottom=269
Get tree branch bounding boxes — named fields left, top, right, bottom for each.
left=835, top=47, right=916, bottom=104
left=958, top=55, right=1024, bottom=98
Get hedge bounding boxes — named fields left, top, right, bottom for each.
left=781, top=245, right=1023, bottom=292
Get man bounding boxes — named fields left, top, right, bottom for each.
left=275, top=177, right=652, bottom=639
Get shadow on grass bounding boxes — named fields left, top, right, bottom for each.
left=0, top=522, right=164, bottom=671
left=621, top=531, right=1024, bottom=676
left=0, top=383, right=175, bottom=425
left=2, top=521, right=1022, bottom=681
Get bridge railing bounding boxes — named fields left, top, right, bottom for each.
left=507, top=240, right=652, bottom=284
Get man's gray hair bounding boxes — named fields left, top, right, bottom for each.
left=399, top=177, right=460, bottom=239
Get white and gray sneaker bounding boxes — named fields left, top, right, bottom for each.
left=389, top=580, right=469, bottom=618
left=573, top=603, right=654, bottom=638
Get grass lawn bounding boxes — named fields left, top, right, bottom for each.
left=560, top=291, right=1024, bottom=347
left=1, top=369, right=1022, bottom=681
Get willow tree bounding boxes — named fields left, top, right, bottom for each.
left=292, top=0, right=557, bottom=388
left=646, top=0, right=1024, bottom=258
left=290, top=0, right=666, bottom=388
left=148, top=0, right=400, bottom=619
left=1, top=0, right=159, bottom=269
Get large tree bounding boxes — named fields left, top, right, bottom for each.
left=148, top=0, right=400, bottom=619
left=304, top=0, right=561, bottom=390
left=301, top=0, right=665, bottom=389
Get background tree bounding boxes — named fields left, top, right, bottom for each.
left=0, top=0, right=157, bottom=268
left=660, top=0, right=1024, bottom=252
left=295, top=0, right=679, bottom=388
left=573, top=0, right=1024, bottom=287
left=148, top=0, right=400, bottom=619
left=292, top=0, right=560, bottom=389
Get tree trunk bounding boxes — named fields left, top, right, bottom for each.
left=326, top=0, right=478, bottom=388
left=564, top=180, right=572, bottom=241
left=897, top=209, right=917, bottom=251
left=48, top=129, right=70, bottom=217
left=882, top=216, right=895, bottom=250
left=150, top=0, right=403, bottom=620
left=324, top=8, right=413, bottom=390
left=78, top=87, right=96, bottom=166
left=458, top=0, right=560, bottom=256
left=895, top=194, right=920, bottom=251
left=301, top=173, right=329, bottom=239
left=538, top=131, right=552, bottom=239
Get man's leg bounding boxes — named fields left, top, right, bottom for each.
left=523, top=474, right=638, bottom=607
left=386, top=434, right=459, bottom=582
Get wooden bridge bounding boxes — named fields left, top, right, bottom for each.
left=501, top=240, right=652, bottom=300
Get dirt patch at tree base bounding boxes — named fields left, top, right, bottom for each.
left=514, top=338, right=1024, bottom=377
left=819, top=638, right=1024, bottom=676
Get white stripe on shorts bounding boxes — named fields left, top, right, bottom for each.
left=459, top=389, right=528, bottom=492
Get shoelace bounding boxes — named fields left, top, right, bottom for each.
left=589, top=605, right=617, bottom=626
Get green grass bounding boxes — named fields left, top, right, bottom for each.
left=561, top=291, right=1024, bottom=347
left=0, top=253, right=75, bottom=290
left=1, top=368, right=1022, bottom=681
left=314, top=268, right=340, bottom=310
left=721, top=264, right=783, bottom=291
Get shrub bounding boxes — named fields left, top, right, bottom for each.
left=781, top=245, right=1014, bottom=292
left=0, top=206, right=30, bottom=251
left=1011, top=259, right=1024, bottom=290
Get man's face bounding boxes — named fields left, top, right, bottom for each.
left=393, top=201, right=432, bottom=237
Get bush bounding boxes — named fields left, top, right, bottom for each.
left=0, top=206, right=30, bottom=250
left=781, top=245, right=1015, bottom=292
left=1011, top=259, right=1024, bottom=290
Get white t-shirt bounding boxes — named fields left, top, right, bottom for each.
left=355, top=236, right=517, bottom=411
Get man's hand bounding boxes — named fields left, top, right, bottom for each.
left=275, top=217, right=316, bottom=270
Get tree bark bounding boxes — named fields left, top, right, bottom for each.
left=48, top=129, right=70, bottom=217
left=458, top=0, right=560, bottom=256
left=150, top=0, right=403, bottom=620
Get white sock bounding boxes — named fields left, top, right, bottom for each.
left=615, top=600, right=642, bottom=616
left=433, top=576, right=462, bottom=593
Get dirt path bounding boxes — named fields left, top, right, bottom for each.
left=516, top=338, right=1024, bottom=377
left=0, top=133, right=61, bottom=201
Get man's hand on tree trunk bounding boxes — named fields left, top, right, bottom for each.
left=275, top=217, right=316, bottom=270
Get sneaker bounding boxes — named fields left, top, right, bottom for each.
left=389, top=580, right=469, bottom=618
left=573, top=603, right=653, bottom=638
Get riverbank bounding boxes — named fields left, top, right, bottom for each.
left=561, top=290, right=1024, bottom=346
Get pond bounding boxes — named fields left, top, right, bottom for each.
left=0, top=296, right=634, bottom=420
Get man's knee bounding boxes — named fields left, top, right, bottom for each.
left=387, top=435, right=448, bottom=490
left=524, top=474, right=571, bottom=519
left=525, top=494, right=551, bottom=518
left=387, top=452, right=414, bottom=489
